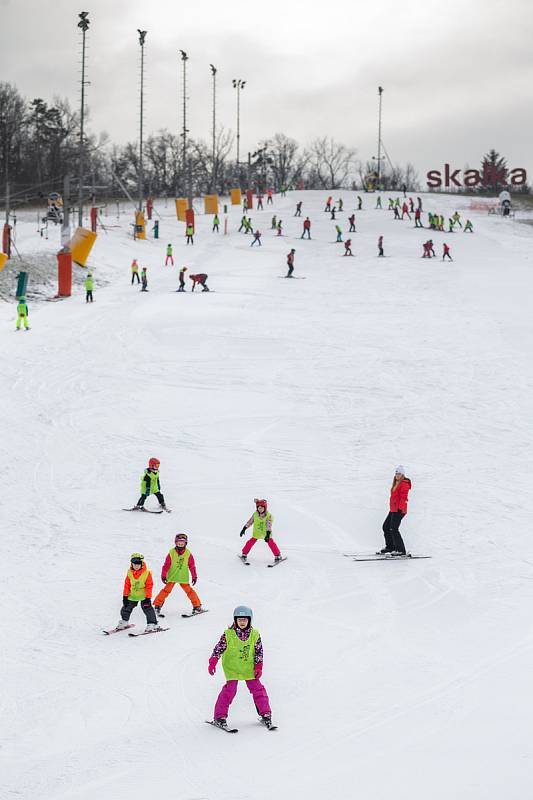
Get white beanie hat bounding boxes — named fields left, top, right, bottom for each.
left=395, top=465, right=406, bottom=475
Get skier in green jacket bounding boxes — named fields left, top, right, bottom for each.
left=134, top=457, right=169, bottom=511
left=16, top=296, right=29, bottom=330
left=85, top=272, right=94, bottom=303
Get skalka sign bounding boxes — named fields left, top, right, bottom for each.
left=427, top=163, right=527, bottom=188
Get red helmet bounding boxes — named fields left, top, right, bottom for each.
left=148, top=458, right=160, bottom=469
left=255, top=498, right=267, bottom=512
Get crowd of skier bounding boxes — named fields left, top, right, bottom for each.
left=108, top=455, right=412, bottom=731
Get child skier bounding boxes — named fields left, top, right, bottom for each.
left=464, top=219, right=474, bottom=233
left=271, top=215, right=277, bottom=230
left=414, top=208, right=423, bottom=228
left=286, top=248, right=295, bottom=277
left=134, top=457, right=168, bottom=511
left=324, top=196, right=332, bottom=212
left=85, top=272, right=94, bottom=303
left=16, top=295, right=29, bottom=331
left=208, top=605, right=273, bottom=730
left=295, top=201, right=302, bottom=217
left=348, top=214, right=356, bottom=232
left=276, top=220, right=283, bottom=236
left=267, top=189, right=273, bottom=205
left=378, top=466, right=412, bottom=556
left=115, top=553, right=160, bottom=632
left=335, top=225, right=343, bottom=243
left=141, top=267, right=148, bottom=291
left=212, top=214, right=220, bottom=232
left=177, top=266, right=187, bottom=291
left=301, top=218, right=311, bottom=239
left=378, top=235, right=384, bottom=257
left=165, top=244, right=174, bottom=266
left=251, top=230, right=262, bottom=246
left=442, top=243, right=453, bottom=261
left=239, top=499, right=283, bottom=563
left=186, top=225, right=194, bottom=245
left=239, top=215, right=248, bottom=232
left=153, top=533, right=203, bottom=616
left=343, top=239, right=353, bottom=256
left=131, top=259, right=140, bottom=284
left=190, top=273, right=210, bottom=292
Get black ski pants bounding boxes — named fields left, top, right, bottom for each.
left=86, top=290, right=93, bottom=302
left=121, top=598, right=157, bottom=625
left=136, top=491, right=165, bottom=507
left=132, top=272, right=140, bottom=284
left=382, top=511, right=406, bottom=553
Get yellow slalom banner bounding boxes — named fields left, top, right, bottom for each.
left=66, top=228, right=97, bottom=266
left=204, top=195, right=219, bottom=215
left=175, top=198, right=189, bottom=221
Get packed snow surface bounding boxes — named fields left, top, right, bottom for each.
left=2, top=191, right=533, bottom=799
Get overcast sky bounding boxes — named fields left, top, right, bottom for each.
left=1, top=0, right=532, bottom=183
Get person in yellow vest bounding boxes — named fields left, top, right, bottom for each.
left=153, top=533, right=203, bottom=616
left=134, top=457, right=168, bottom=511
left=208, top=605, right=274, bottom=730
left=239, top=499, right=283, bottom=563
left=116, top=553, right=160, bottom=632
left=85, top=272, right=94, bottom=303
left=131, top=259, right=140, bottom=284
left=16, top=296, right=29, bottom=331
left=186, top=224, right=194, bottom=245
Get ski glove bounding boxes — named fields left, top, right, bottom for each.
left=254, top=663, right=263, bottom=679
left=264, top=532, right=271, bottom=542
left=192, top=577, right=197, bottom=586
left=239, top=527, right=247, bottom=537
left=161, top=577, right=167, bottom=584
left=208, top=657, right=218, bottom=676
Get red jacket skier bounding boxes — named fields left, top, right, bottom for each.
left=379, top=466, right=412, bottom=555
left=190, top=273, right=210, bottom=291
left=301, top=218, right=311, bottom=239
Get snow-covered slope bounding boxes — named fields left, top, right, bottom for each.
left=2, top=190, right=533, bottom=800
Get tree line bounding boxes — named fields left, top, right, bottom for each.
left=0, top=80, right=424, bottom=209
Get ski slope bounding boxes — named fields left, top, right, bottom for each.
left=2, top=190, right=533, bottom=800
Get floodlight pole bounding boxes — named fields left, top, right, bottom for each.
left=77, top=11, right=90, bottom=228
left=232, top=78, right=246, bottom=165
left=137, top=29, right=147, bottom=212
left=210, top=64, right=217, bottom=192
left=377, top=86, right=384, bottom=186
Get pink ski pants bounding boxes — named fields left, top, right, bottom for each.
left=242, top=537, right=280, bottom=557
left=214, top=679, right=271, bottom=719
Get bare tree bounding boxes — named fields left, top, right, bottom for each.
left=262, top=133, right=306, bottom=190
left=306, top=137, right=357, bottom=189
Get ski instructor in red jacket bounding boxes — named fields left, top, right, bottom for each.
left=379, top=466, right=412, bottom=555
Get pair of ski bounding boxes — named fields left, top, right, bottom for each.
left=102, top=624, right=169, bottom=637
left=122, top=507, right=172, bottom=514
left=156, top=608, right=209, bottom=619
left=343, top=553, right=431, bottom=562
left=205, top=718, right=278, bottom=734
left=103, top=609, right=208, bottom=636
left=237, top=555, right=287, bottom=568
